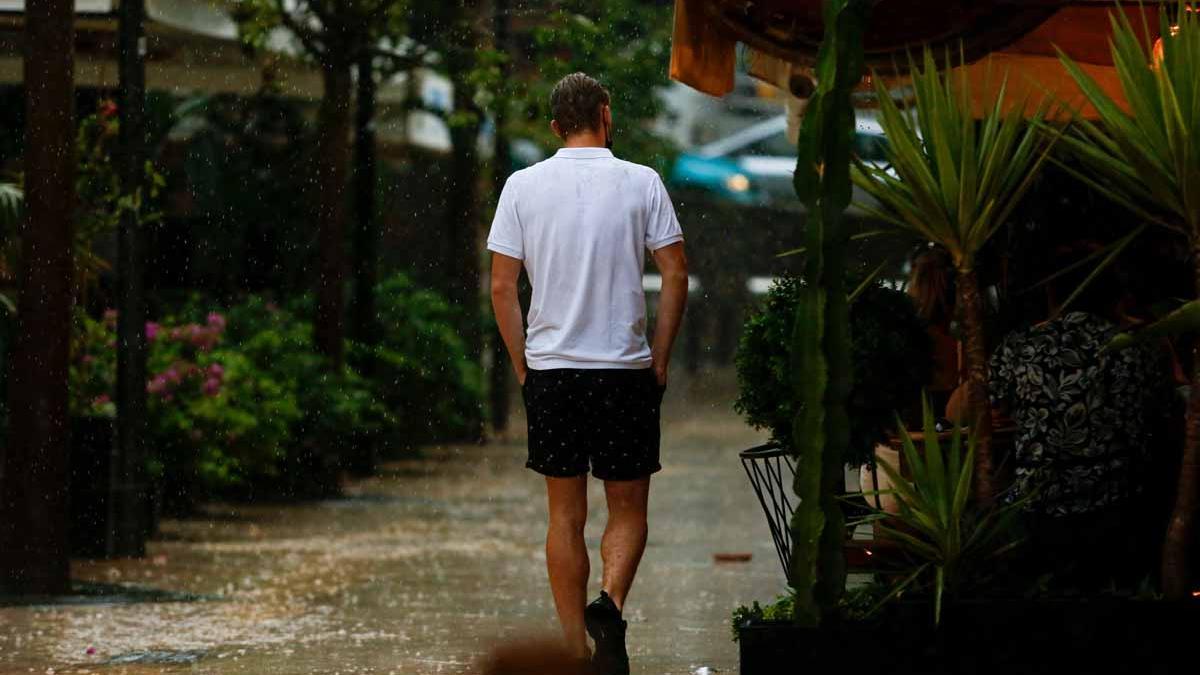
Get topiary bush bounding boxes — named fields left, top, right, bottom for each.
left=734, top=276, right=932, bottom=467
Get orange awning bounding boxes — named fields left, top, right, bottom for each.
left=670, top=1, right=1164, bottom=118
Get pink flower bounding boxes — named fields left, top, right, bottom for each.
left=147, top=375, right=170, bottom=395
left=207, top=363, right=225, bottom=379
left=184, top=324, right=219, bottom=351
left=86, top=646, right=96, bottom=656
left=92, top=394, right=110, bottom=406
left=203, top=377, right=222, bottom=397
left=165, top=367, right=181, bottom=383
left=207, top=312, right=227, bottom=332
left=145, top=322, right=160, bottom=341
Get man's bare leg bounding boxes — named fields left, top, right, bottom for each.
left=545, top=475, right=590, bottom=659
left=600, top=477, right=650, bottom=611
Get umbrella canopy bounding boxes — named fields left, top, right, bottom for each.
left=671, top=0, right=1164, bottom=119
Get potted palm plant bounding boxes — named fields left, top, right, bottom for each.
left=1053, top=1, right=1200, bottom=599
left=734, top=395, right=1200, bottom=674
left=851, top=49, right=1058, bottom=504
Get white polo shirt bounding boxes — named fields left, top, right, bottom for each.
left=487, top=147, right=684, bottom=370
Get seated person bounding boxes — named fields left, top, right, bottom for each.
left=986, top=243, right=1167, bottom=588
left=906, top=244, right=960, bottom=413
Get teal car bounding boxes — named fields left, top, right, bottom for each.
left=669, top=115, right=892, bottom=212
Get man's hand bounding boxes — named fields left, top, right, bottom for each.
left=491, top=252, right=528, bottom=388
left=651, top=354, right=668, bottom=387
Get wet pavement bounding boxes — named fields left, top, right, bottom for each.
left=0, top=370, right=784, bottom=674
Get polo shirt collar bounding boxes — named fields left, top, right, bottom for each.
left=554, top=147, right=614, bottom=159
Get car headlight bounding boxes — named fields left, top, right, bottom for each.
left=724, top=173, right=751, bottom=193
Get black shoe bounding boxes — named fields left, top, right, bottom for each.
left=584, top=591, right=629, bottom=675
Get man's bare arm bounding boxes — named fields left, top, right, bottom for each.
left=650, top=242, right=688, bottom=386
left=490, top=252, right=528, bottom=384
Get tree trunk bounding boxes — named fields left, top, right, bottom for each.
left=445, top=70, right=484, bottom=441
left=113, top=0, right=150, bottom=557
left=489, top=0, right=512, bottom=435
left=0, top=0, right=76, bottom=595
left=313, top=62, right=353, bottom=369
left=350, top=52, right=379, bottom=354
left=956, top=266, right=997, bottom=505
left=1162, top=247, right=1200, bottom=599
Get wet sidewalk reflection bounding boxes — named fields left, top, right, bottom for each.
left=0, top=373, right=782, bottom=674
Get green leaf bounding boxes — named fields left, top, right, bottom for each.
left=0, top=182, right=22, bottom=233
left=856, top=44, right=1057, bottom=266
left=847, top=258, right=893, bottom=303
left=1053, top=224, right=1148, bottom=317
left=1108, top=298, right=1200, bottom=351
left=1055, top=1, right=1200, bottom=234
left=864, top=394, right=1023, bottom=626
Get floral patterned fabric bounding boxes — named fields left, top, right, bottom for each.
left=989, top=311, right=1166, bottom=517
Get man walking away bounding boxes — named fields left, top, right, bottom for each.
left=488, top=72, right=688, bottom=675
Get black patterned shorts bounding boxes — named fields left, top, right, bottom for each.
left=522, top=368, right=664, bottom=481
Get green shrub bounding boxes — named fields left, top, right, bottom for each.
left=730, top=593, right=796, bottom=641
left=348, top=273, right=485, bottom=447
left=71, top=309, right=303, bottom=502
left=734, top=276, right=932, bottom=467
left=865, top=399, right=1028, bottom=626
left=66, top=272, right=481, bottom=503
left=219, top=297, right=392, bottom=441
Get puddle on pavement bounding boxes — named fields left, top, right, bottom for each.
left=0, top=399, right=784, bottom=674
left=106, top=648, right=209, bottom=664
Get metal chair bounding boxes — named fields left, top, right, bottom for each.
left=738, top=443, right=797, bottom=579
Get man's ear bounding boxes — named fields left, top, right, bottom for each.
left=602, top=105, right=612, bottom=129
left=550, top=119, right=564, bottom=140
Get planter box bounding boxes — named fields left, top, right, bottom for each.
left=738, top=599, right=1200, bottom=674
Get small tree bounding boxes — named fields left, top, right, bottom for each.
left=1055, top=2, right=1200, bottom=599
left=516, top=0, right=677, bottom=170
left=852, top=49, right=1057, bottom=504
left=235, top=0, right=409, bottom=368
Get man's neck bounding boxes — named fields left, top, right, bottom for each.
left=562, top=130, right=607, bottom=149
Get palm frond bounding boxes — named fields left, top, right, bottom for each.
left=0, top=182, right=22, bottom=234
left=868, top=396, right=1023, bottom=625
left=852, top=45, right=1056, bottom=265
left=1056, top=1, right=1200, bottom=236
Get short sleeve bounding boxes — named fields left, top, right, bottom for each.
left=487, top=176, right=524, bottom=260
left=645, top=174, right=684, bottom=251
